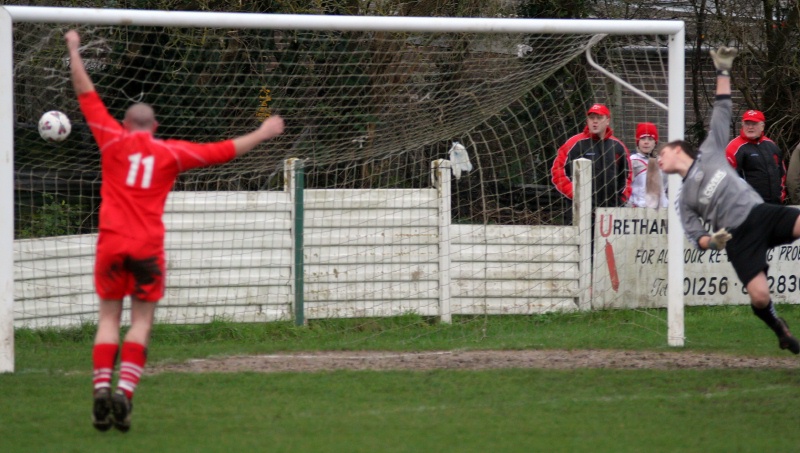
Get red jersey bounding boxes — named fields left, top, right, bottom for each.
left=79, top=91, right=236, bottom=244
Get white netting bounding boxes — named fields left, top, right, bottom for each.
left=10, top=15, right=672, bottom=332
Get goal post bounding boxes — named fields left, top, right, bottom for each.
left=667, top=29, right=686, bottom=347
left=0, top=8, right=14, bottom=374
left=0, top=6, right=686, bottom=373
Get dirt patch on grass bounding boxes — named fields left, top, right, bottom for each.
left=148, top=349, right=800, bottom=374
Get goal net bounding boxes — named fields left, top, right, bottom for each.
left=2, top=6, right=685, bottom=371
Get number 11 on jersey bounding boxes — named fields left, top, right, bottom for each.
left=127, top=153, right=155, bottom=188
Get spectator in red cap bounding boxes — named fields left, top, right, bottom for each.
left=725, top=109, right=786, bottom=204
left=551, top=103, right=632, bottom=213
left=630, top=122, right=668, bottom=208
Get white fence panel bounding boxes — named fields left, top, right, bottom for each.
left=302, top=189, right=441, bottom=319
left=14, top=191, right=294, bottom=327
left=449, top=224, right=581, bottom=315
left=159, top=191, right=294, bottom=323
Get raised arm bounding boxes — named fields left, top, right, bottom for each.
left=703, top=47, right=738, bottom=154
left=65, top=30, right=95, bottom=96
left=231, top=115, right=285, bottom=157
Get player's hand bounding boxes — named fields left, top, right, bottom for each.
left=710, top=46, right=738, bottom=71
left=259, top=115, right=285, bottom=140
left=708, top=228, right=732, bottom=251
left=64, top=30, right=81, bottom=52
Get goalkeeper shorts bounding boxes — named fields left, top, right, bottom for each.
left=726, top=203, right=800, bottom=286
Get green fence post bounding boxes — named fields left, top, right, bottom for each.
left=294, top=160, right=305, bottom=326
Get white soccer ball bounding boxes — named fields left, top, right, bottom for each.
left=38, top=110, right=72, bottom=142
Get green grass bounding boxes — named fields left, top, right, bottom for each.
left=3, top=306, right=800, bottom=452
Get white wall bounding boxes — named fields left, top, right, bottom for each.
left=13, top=191, right=295, bottom=328
left=449, top=225, right=580, bottom=315
left=303, top=188, right=442, bottom=319
left=12, top=163, right=588, bottom=328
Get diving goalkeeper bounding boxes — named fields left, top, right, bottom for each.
left=658, top=46, right=800, bottom=354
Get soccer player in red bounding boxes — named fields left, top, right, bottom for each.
left=65, top=30, right=285, bottom=432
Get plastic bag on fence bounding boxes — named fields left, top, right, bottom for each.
left=448, top=141, right=473, bottom=180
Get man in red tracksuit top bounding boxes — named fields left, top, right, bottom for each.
left=551, top=104, right=632, bottom=209
left=725, top=109, right=785, bottom=204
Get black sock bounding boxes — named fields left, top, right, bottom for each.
left=752, top=300, right=781, bottom=333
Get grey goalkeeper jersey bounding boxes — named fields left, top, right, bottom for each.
left=677, top=96, right=764, bottom=247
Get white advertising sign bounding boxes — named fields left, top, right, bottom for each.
left=592, top=207, right=800, bottom=308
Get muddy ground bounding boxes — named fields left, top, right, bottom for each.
left=147, top=349, right=800, bottom=374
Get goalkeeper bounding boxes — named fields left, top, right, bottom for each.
left=658, top=46, right=800, bottom=354
left=65, top=30, right=285, bottom=433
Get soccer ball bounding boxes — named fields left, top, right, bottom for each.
left=38, top=110, right=71, bottom=142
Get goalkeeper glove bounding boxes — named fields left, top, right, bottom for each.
left=710, top=46, right=738, bottom=75
left=707, top=228, right=732, bottom=251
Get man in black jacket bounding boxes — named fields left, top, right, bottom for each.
left=550, top=104, right=632, bottom=209
left=725, top=109, right=785, bottom=204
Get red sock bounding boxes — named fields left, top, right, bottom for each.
left=92, top=343, right=118, bottom=392
left=117, top=342, right=147, bottom=400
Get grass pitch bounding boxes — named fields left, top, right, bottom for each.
left=2, top=306, right=800, bottom=452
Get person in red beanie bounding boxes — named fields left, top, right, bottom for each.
left=630, top=122, right=668, bottom=208
left=551, top=103, right=632, bottom=215
left=725, top=109, right=786, bottom=204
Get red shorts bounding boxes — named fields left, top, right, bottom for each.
left=94, top=233, right=165, bottom=302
